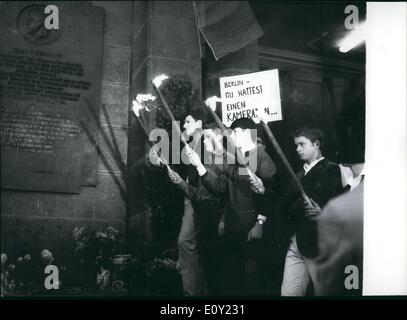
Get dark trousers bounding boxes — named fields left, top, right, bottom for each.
left=196, top=207, right=223, bottom=296
left=217, top=229, right=273, bottom=296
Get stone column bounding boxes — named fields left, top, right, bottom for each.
left=127, top=1, right=201, bottom=257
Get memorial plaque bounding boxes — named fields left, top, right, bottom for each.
left=0, top=1, right=104, bottom=192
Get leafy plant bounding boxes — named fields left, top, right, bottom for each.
left=73, top=226, right=124, bottom=270
left=1, top=250, right=63, bottom=296
left=144, top=249, right=182, bottom=296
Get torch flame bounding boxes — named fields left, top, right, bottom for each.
left=152, top=74, right=169, bottom=88
left=136, top=93, right=157, bottom=111
left=131, top=100, right=144, bottom=118
left=204, top=96, right=221, bottom=112
left=136, top=93, right=156, bottom=104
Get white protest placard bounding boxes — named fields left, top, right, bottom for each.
left=219, top=69, right=282, bottom=127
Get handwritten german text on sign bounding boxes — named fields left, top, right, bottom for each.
left=219, top=69, right=282, bottom=127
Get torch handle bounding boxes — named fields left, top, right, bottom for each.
left=131, top=110, right=171, bottom=168
left=302, top=192, right=313, bottom=208
left=152, top=83, right=189, bottom=148
left=260, top=120, right=312, bottom=207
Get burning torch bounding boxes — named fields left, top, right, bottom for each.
left=130, top=93, right=173, bottom=172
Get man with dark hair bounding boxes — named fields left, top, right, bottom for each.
left=168, top=120, right=228, bottom=295
left=308, top=77, right=365, bottom=296
left=187, top=117, right=279, bottom=295
left=293, top=128, right=325, bottom=151
left=148, top=101, right=208, bottom=296
left=280, top=127, right=343, bottom=296
left=174, top=103, right=210, bottom=296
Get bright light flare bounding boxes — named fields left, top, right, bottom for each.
left=338, top=23, right=366, bottom=53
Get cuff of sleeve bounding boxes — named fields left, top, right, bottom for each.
left=197, top=164, right=207, bottom=177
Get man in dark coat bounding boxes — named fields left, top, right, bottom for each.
left=167, top=122, right=229, bottom=296
left=186, top=117, right=279, bottom=295
left=280, top=128, right=343, bottom=296
left=308, top=77, right=366, bottom=296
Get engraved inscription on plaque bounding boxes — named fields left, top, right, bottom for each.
left=0, top=50, right=91, bottom=104
left=0, top=2, right=104, bottom=193
left=1, top=110, right=80, bottom=155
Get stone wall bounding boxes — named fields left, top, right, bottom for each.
left=0, top=0, right=203, bottom=267
left=1, top=1, right=131, bottom=266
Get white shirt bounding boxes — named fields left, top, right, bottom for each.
left=303, top=157, right=325, bottom=176
left=339, top=164, right=365, bottom=191
left=339, top=164, right=353, bottom=187
left=349, top=168, right=365, bottom=191
left=350, top=174, right=364, bottom=190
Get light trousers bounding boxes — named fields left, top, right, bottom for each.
left=281, top=235, right=314, bottom=296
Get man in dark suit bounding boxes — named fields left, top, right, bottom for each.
left=308, top=77, right=365, bottom=296
left=281, top=128, right=343, bottom=296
